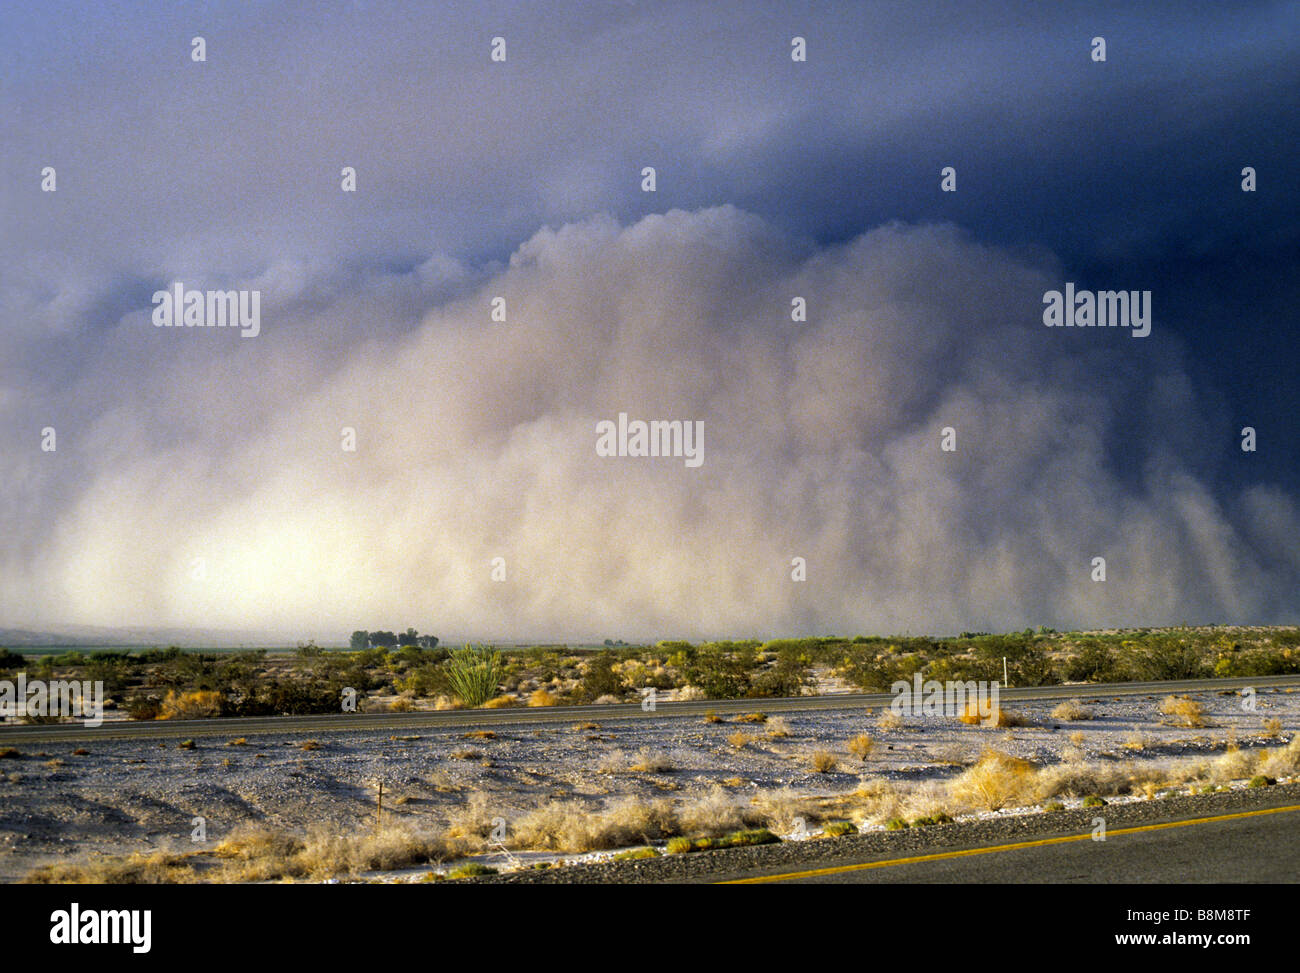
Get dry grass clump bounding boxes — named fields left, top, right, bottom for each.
left=482, top=695, right=517, bottom=709
left=948, top=750, right=1036, bottom=810
left=737, top=712, right=767, bottom=724
left=388, top=696, right=415, bottom=713
left=810, top=750, right=838, bottom=774
left=25, top=824, right=453, bottom=884
left=1260, top=735, right=1300, bottom=778
left=510, top=797, right=678, bottom=852
left=766, top=716, right=791, bottom=738
left=959, top=703, right=1026, bottom=727
left=1262, top=717, right=1284, bottom=738
left=1211, top=746, right=1258, bottom=783
left=678, top=786, right=762, bottom=835
left=528, top=689, right=560, bottom=707
left=294, top=827, right=449, bottom=877
left=23, top=850, right=197, bottom=884
left=1034, top=760, right=1138, bottom=800
left=628, top=749, right=674, bottom=773
left=727, top=731, right=755, bottom=749
left=928, top=742, right=969, bottom=766
left=158, top=690, right=222, bottom=720
left=876, top=710, right=904, bottom=731
left=847, top=733, right=874, bottom=762
left=747, top=785, right=820, bottom=833
left=1051, top=701, right=1093, bottom=721
left=1159, top=695, right=1206, bottom=728
left=298, top=739, right=321, bottom=752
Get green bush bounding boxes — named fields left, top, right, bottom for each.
left=1126, top=636, right=1204, bottom=681
left=821, top=820, right=857, bottom=837
left=578, top=651, right=624, bottom=701
left=448, top=862, right=497, bottom=879
left=444, top=645, right=504, bottom=707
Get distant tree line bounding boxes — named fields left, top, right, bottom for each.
left=350, top=628, right=439, bottom=650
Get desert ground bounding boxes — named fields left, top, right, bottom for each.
left=5, top=683, right=1297, bottom=882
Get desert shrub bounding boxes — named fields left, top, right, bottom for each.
left=448, top=863, right=497, bottom=879
left=396, top=664, right=451, bottom=697
left=910, top=812, right=953, bottom=827
left=842, top=652, right=925, bottom=692
left=528, top=689, right=560, bottom=707
left=766, top=716, right=791, bottom=738
left=959, top=703, right=1025, bottom=727
left=684, top=646, right=752, bottom=699
left=847, top=733, right=874, bottom=761
left=1127, top=636, right=1205, bottom=681
left=124, top=695, right=162, bottom=721
left=810, top=751, right=838, bottom=773
left=612, top=847, right=660, bottom=861
left=445, top=646, right=504, bottom=707
left=1215, top=649, right=1300, bottom=677
left=1051, top=701, right=1093, bottom=721
left=1063, top=640, right=1120, bottom=682
left=821, top=820, right=857, bottom=837
left=627, top=749, right=673, bottom=773
left=750, top=644, right=811, bottom=697
left=578, top=652, right=624, bottom=701
left=667, top=829, right=778, bottom=854
left=158, top=690, right=223, bottom=720
left=1158, top=695, right=1205, bottom=728
left=876, top=709, right=904, bottom=731
left=949, top=750, right=1036, bottom=810
left=665, top=836, right=694, bottom=854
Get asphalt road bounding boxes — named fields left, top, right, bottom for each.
left=1, top=674, right=1296, bottom=743
left=715, top=802, right=1300, bottom=884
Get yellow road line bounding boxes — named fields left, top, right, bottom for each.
left=719, top=803, right=1300, bottom=884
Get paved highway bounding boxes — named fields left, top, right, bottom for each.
left=714, top=801, right=1300, bottom=883
left=0, top=674, right=1296, bottom=743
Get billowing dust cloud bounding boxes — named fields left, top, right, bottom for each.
left=6, top=207, right=1297, bottom=641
